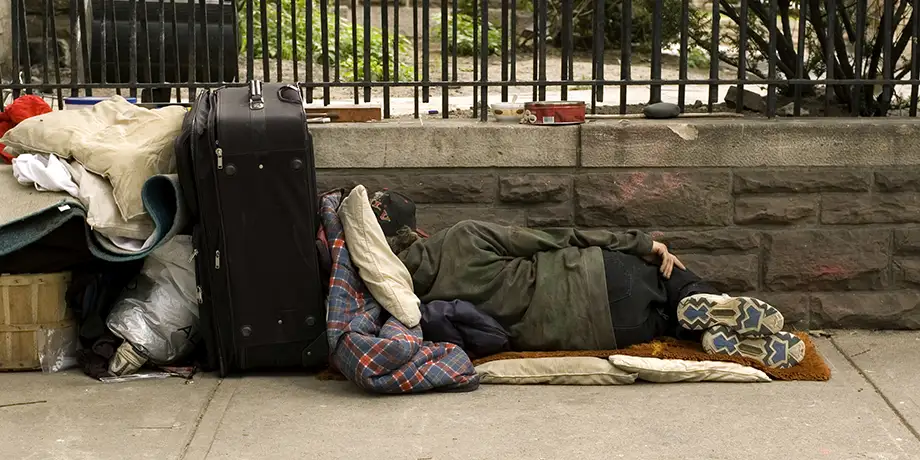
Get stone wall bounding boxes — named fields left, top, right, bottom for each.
left=312, top=119, right=920, bottom=330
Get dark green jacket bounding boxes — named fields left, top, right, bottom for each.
left=397, top=220, right=654, bottom=351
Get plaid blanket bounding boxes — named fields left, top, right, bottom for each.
left=320, top=191, right=479, bottom=394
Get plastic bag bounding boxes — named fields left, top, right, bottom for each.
left=99, top=372, right=171, bottom=384
left=106, top=235, right=200, bottom=366
left=36, top=325, right=79, bottom=373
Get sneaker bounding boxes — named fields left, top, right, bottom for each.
left=702, top=325, right=806, bottom=369
left=677, top=293, right=784, bottom=337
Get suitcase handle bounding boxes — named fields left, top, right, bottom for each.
left=277, top=85, right=303, bottom=105
left=249, top=80, right=264, bottom=110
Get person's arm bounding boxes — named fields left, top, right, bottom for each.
left=460, top=221, right=655, bottom=258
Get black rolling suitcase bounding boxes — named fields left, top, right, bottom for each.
left=176, top=81, right=328, bottom=376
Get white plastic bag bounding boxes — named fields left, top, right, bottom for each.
left=106, top=235, right=199, bottom=366
left=37, top=326, right=79, bottom=373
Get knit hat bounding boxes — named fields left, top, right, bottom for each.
left=369, top=190, right=427, bottom=237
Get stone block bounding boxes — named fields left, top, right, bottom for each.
left=733, top=169, right=870, bottom=193
left=581, top=120, right=920, bottom=168
left=894, top=258, right=920, bottom=287
left=574, top=171, right=731, bottom=227
left=499, top=174, right=570, bottom=203
left=875, top=169, right=920, bottom=192
left=734, top=195, right=817, bottom=225
left=654, top=229, right=762, bottom=252
left=526, top=205, right=573, bottom=227
left=821, top=193, right=920, bottom=224
left=765, top=230, right=890, bottom=291
left=679, top=254, right=759, bottom=292
left=312, top=121, right=578, bottom=168
left=416, top=206, right=527, bottom=234
left=810, top=292, right=920, bottom=329
left=895, top=228, right=920, bottom=254
left=316, top=172, right=495, bottom=204
left=724, top=86, right=766, bottom=113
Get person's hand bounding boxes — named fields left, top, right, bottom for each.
left=648, top=241, right=685, bottom=279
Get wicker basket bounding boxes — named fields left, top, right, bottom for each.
left=0, top=272, right=74, bottom=371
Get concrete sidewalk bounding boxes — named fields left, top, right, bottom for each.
left=2, top=331, right=918, bottom=460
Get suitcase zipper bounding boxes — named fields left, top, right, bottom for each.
left=215, top=146, right=224, bottom=170
left=215, top=250, right=221, bottom=269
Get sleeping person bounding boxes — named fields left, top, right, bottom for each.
left=369, top=190, right=805, bottom=369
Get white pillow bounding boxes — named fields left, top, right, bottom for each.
left=608, top=355, right=771, bottom=383
left=475, top=357, right=638, bottom=385
left=339, top=185, right=421, bottom=328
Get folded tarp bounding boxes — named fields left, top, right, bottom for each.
left=0, top=165, right=187, bottom=270
left=319, top=190, right=479, bottom=394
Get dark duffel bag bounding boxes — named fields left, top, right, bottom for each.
left=175, top=81, right=328, bottom=377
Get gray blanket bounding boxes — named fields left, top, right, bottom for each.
left=0, top=165, right=187, bottom=263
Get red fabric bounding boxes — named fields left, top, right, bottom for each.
left=0, top=95, right=53, bottom=164
left=5, top=95, right=52, bottom=124
left=0, top=120, right=13, bottom=164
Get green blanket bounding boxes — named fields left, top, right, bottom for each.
left=0, top=165, right=187, bottom=263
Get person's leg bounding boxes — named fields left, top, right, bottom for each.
left=652, top=256, right=805, bottom=368
left=602, top=250, right=670, bottom=349
left=658, top=263, right=787, bottom=342
left=661, top=266, right=720, bottom=307
left=653, top=266, right=719, bottom=341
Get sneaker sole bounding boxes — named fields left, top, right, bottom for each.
left=678, top=295, right=784, bottom=337
left=702, top=325, right=806, bottom=369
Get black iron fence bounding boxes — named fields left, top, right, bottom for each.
left=2, top=0, right=919, bottom=119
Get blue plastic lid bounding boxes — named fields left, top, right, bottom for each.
left=64, top=96, right=137, bottom=105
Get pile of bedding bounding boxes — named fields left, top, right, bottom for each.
left=0, top=96, right=188, bottom=263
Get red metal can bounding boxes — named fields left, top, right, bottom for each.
left=522, top=101, right=586, bottom=125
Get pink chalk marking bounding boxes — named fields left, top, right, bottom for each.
left=814, top=265, right=848, bottom=277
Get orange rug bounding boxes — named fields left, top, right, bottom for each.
left=318, top=332, right=831, bottom=382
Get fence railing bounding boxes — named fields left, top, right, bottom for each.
left=2, top=0, right=919, bottom=119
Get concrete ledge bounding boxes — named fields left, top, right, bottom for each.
left=312, top=120, right=578, bottom=168
left=312, top=119, right=920, bottom=168
left=582, top=119, right=920, bottom=167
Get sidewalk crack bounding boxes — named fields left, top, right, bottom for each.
left=830, top=337, right=920, bottom=442
left=179, top=378, right=224, bottom=460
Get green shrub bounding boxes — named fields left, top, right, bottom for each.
left=564, top=0, right=685, bottom=50
left=239, top=0, right=414, bottom=81
left=432, top=13, right=503, bottom=56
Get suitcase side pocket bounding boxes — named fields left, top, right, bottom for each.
left=176, top=92, right=210, bottom=219
left=192, top=224, right=223, bottom=375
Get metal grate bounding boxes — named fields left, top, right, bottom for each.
left=2, top=0, right=918, bottom=118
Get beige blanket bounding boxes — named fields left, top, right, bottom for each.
left=0, top=96, right=187, bottom=221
